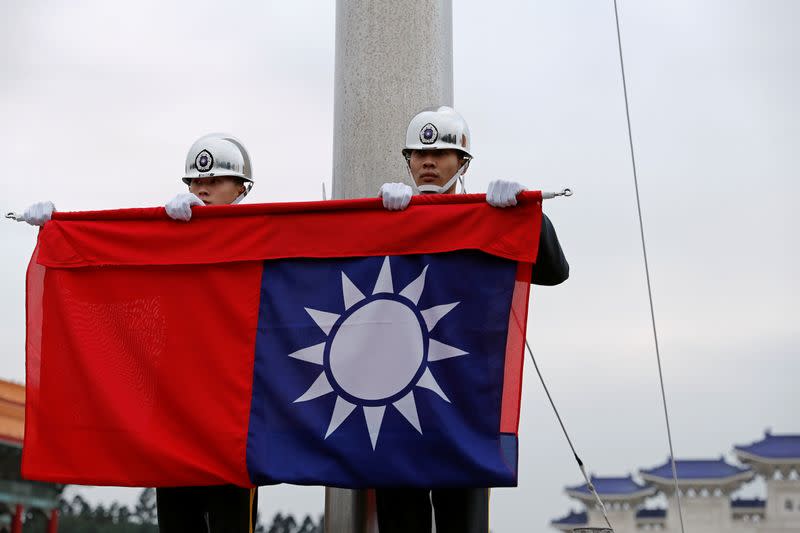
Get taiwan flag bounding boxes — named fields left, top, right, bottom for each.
left=22, top=193, right=542, bottom=489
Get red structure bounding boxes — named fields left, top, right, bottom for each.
left=11, top=505, right=22, bottom=533
left=0, top=379, right=60, bottom=531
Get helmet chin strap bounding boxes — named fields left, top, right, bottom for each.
left=232, top=181, right=253, bottom=205
left=412, top=160, right=470, bottom=194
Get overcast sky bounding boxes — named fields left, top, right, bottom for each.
left=1, top=1, right=798, bottom=531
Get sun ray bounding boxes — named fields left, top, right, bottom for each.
left=363, top=405, right=386, bottom=449
left=420, top=302, right=459, bottom=332
left=372, top=256, right=394, bottom=295
left=416, top=368, right=451, bottom=403
left=393, top=391, right=422, bottom=434
left=325, top=396, right=357, bottom=438
left=288, top=342, right=326, bottom=365
left=305, top=308, right=341, bottom=335
left=399, top=265, right=428, bottom=305
left=294, top=372, right=334, bottom=403
left=341, top=272, right=365, bottom=310
left=427, top=339, right=468, bottom=362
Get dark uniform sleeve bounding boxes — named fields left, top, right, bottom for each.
left=531, top=213, right=569, bottom=286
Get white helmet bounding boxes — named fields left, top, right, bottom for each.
left=183, top=133, right=253, bottom=201
left=402, top=106, right=472, bottom=194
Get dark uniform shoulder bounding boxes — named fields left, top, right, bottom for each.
left=531, top=213, right=569, bottom=286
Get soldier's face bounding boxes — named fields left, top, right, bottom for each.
left=408, top=149, right=464, bottom=194
left=188, top=176, right=245, bottom=205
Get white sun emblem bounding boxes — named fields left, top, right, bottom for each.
left=289, top=256, right=467, bottom=449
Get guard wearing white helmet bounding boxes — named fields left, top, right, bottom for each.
left=157, top=133, right=259, bottom=532
left=404, top=105, right=473, bottom=194
left=165, top=133, right=255, bottom=221
left=377, top=107, right=569, bottom=533
left=20, top=133, right=253, bottom=226
left=18, top=134, right=260, bottom=531
left=17, top=133, right=255, bottom=226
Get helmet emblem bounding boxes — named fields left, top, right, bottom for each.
left=195, top=150, right=214, bottom=172
left=419, top=123, right=438, bottom=144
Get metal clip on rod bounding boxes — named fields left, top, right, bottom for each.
left=5, top=212, right=24, bottom=222
left=542, top=188, right=573, bottom=200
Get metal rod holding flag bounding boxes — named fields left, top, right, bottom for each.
left=542, top=188, right=573, bottom=200
left=5, top=188, right=571, bottom=224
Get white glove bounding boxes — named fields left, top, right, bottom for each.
left=165, top=193, right=204, bottom=221
left=379, top=182, right=413, bottom=211
left=486, top=180, right=525, bottom=208
left=22, top=201, right=56, bottom=226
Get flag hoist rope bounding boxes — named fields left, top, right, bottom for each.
left=514, top=191, right=614, bottom=528
left=524, top=3, right=688, bottom=531
left=611, top=0, right=687, bottom=531
left=524, top=337, right=615, bottom=530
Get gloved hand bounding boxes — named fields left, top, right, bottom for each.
left=165, top=193, right=204, bottom=221
left=379, top=182, right=413, bottom=211
left=22, top=201, right=56, bottom=226
left=486, top=180, right=525, bottom=208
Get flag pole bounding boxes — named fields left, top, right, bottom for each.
left=328, top=1, right=454, bottom=531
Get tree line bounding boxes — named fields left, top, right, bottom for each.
left=16, top=488, right=322, bottom=533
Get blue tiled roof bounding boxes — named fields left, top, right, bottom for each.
left=735, top=432, right=800, bottom=460
left=551, top=510, right=587, bottom=525
left=636, top=508, right=667, bottom=519
left=731, top=498, right=766, bottom=508
left=640, top=458, right=750, bottom=480
left=566, top=475, right=651, bottom=495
